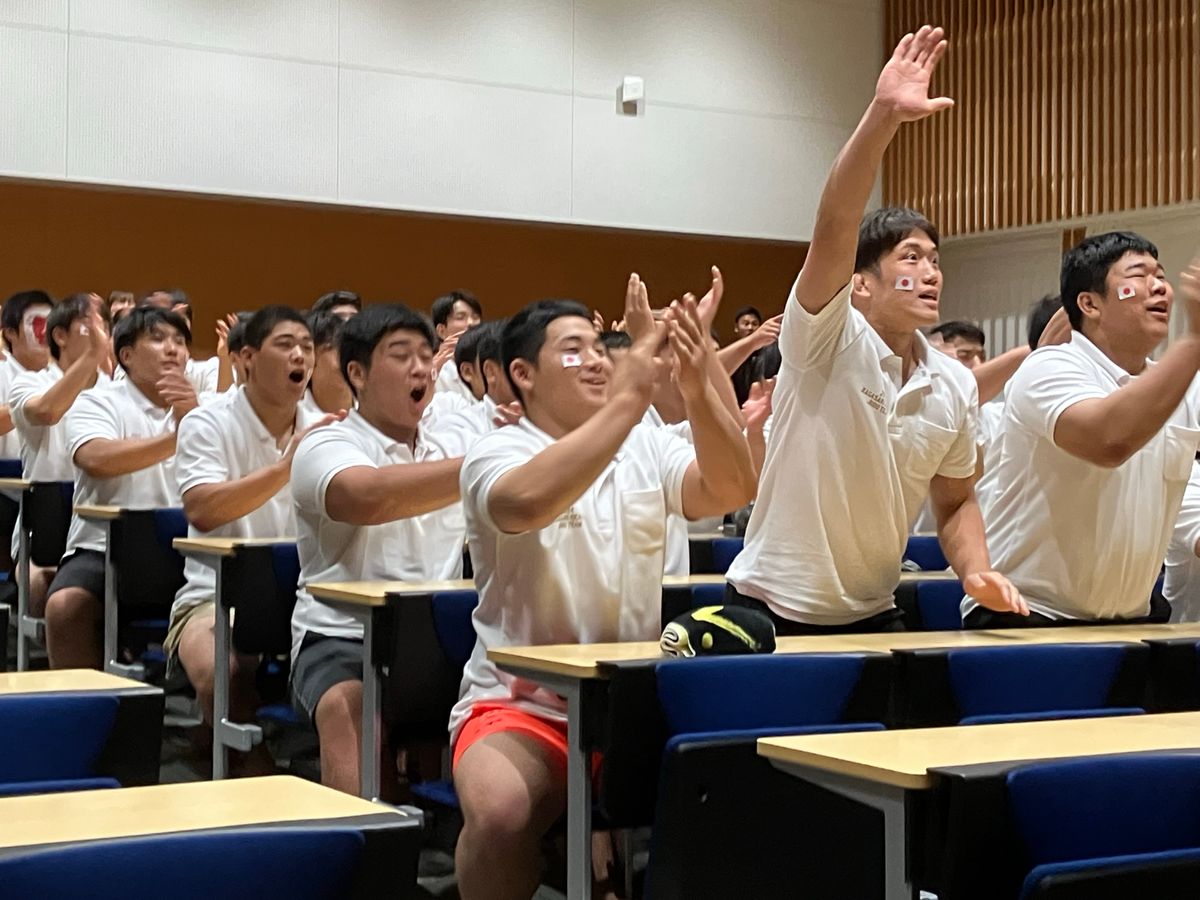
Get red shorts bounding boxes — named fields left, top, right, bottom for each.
left=452, top=703, right=602, bottom=777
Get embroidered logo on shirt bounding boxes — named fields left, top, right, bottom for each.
left=861, top=386, right=887, bottom=415
left=557, top=508, right=583, bottom=529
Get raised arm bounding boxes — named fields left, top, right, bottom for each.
left=1055, top=255, right=1200, bottom=468
left=795, top=26, right=953, bottom=314
left=324, top=456, right=464, bottom=526
left=24, top=308, right=109, bottom=427
left=717, top=315, right=781, bottom=374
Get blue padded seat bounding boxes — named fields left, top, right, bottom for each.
left=688, top=583, right=726, bottom=609
left=1020, top=846, right=1200, bottom=899
left=0, top=694, right=119, bottom=784
left=905, top=534, right=948, bottom=571
left=0, top=827, right=365, bottom=900
left=710, top=537, right=743, bottom=574
left=915, top=579, right=965, bottom=631
left=948, top=643, right=1142, bottom=725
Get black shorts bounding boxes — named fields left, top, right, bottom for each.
left=47, top=549, right=105, bottom=600
left=291, top=632, right=363, bottom=719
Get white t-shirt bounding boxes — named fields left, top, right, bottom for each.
left=1165, top=460, right=1200, bottom=623
left=63, top=378, right=181, bottom=557
left=289, top=410, right=465, bottom=658
left=972, top=332, right=1200, bottom=621
left=0, top=356, right=37, bottom=461
left=449, top=418, right=694, bottom=740
left=10, top=364, right=113, bottom=483
left=170, top=389, right=321, bottom=622
left=725, top=282, right=979, bottom=625
left=643, top=406, right=695, bottom=577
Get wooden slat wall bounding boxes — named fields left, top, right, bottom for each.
left=883, top=0, right=1200, bottom=236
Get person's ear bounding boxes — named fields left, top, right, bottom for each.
left=346, top=359, right=368, bottom=394
left=1075, top=291, right=1103, bottom=323
left=509, top=358, right=535, bottom=397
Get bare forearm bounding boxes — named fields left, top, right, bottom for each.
left=26, top=354, right=100, bottom=425
left=216, top=356, right=234, bottom=393
left=746, top=427, right=767, bottom=478
left=0, top=406, right=12, bottom=437
left=717, top=336, right=761, bottom=375
left=934, top=494, right=991, bottom=578
left=705, top=349, right=743, bottom=423
left=973, top=346, right=1030, bottom=405
left=490, top=395, right=646, bottom=533
left=325, top=459, right=463, bottom=526
left=682, top=382, right=757, bottom=516
left=184, top=462, right=289, bottom=532
left=74, top=432, right=177, bottom=479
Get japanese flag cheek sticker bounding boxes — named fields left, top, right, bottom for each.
left=895, top=276, right=915, bottom=291
left=1117, top=285, right=1137, bottom=301
left=561, top=353, right=582, bottom=368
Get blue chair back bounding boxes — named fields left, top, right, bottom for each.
left=948, top=644, right=1140, bottom=725
left=0, top=458, right=22, bottom=479
left=431, top=590, right=478, bottom=669
left=905, top=535, right=948, bottom=570
left=152, top=508, right=188, bottom=559
left=0, top=777, right=120, bottom=797
left=656, top=654, right=872, bottom=735
left=0, top=827, right=366, bottom=900
left=0, top=694, right=119, bottom=782
left=710, top=537, right=743, bottom=574
left=271, top=542, right=301, bottom=596
left=689, top=583, right=726, bottom=609
left=916, top=579, right=965, bottom=631
left=1008, top=754, right=1200, bottom=867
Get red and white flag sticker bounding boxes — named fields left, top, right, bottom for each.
left=1117, top=284, right=1137, bottom=301
left=561, top=353, right=583, bottom=368
left=895, top=276, right=915, bottom=291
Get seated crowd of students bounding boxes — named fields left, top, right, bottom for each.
left=8, top=25, right=1200, bottom=899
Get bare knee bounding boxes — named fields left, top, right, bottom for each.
left=455, top=735, right=566, bottom=843
left=45, top=587, right=100, bottom=628
left=314, top=680, right=362, bottom=740
left=177, top=616, right=217, bottom=697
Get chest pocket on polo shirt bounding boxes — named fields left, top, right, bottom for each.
left=1163, top=424, right=1200, bottom=482
left=893, top=420, right=960, bottom=485
left=621, top=489, right=667, bottom=555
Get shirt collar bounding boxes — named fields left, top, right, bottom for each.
left=123, top=377, right=168, bottom=415
left=1069, top=331, right=1143, bottom=387
left=346, top=408, right=423, bottom=458
left=234, top=388, right=280, bottom=445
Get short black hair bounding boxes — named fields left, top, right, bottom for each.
left=1, top=290, right=55, bottom=350
left=733, top=306, right=763, bottom=323
left=243, top=306, right=309, bottom=350
left=1060, top=231, right=1159, bottom=330
left=476, top=319, right=506, bottom=366
left=930, top=320, right=985, bottom=346
left=112, top=306, right=191, bottom=373
left=47, top=293, right=108, bottom=361
left=226, top=313, right=253, bottom=355
left=502, top=300, right=591, bottom=403
left=1027, top=294, right=1062, bottom=350
left=600, top=330, right=632, bottom=352
left=454, top=320, right=490, bottom=380
left=855, top=207, right=940, bottom=274
left=338, top=303, right=435, bottom=396
left=307, top=310, right=346, bottom=350
left=431, top=290, right=482, bottom=328
left=312, top=290, right=361, bottom=314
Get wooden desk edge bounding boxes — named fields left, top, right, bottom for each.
left=488, top=649, right=603, bottom=680
left=74, top=504, right=123, bottom=520
left=756, top=739, right=931, bottom=790
left=0, top=477, right=29, bottom=490
left=173, top=536, right=295, bottom=558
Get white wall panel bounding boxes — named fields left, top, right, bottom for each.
left=340, top=0, right=572, bottom=91
left=0, top=25, right=66, bottom=176
left=339, top=68, right=572, bottom=219
left=572, top=94, right=849, bottom=240
left=68, top=36, right=337, bottom=199
left=0, top=0, right=66, bottom=30
left=70, top=0, right=338, bottom=63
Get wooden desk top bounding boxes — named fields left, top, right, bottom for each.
left=759, top=712, right=1200, bottom=791
left=0, top=669, right=151, bottom=695
left=0, top=775, right=406, bottom=850
left=0, top=478, right=29, bottom=491
left=173, top=536, right=295, bottom=558
left=74, top=504, right=122, bottom=520
left=308, top=580, right=475, bottom=607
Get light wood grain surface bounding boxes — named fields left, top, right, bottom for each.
left=0, top=669, right=150, bottom=695
left=73, top=504, right=122, bottom=520
left=173, top=536, right=295, bottom=558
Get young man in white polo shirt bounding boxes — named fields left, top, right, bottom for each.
left=167, top=306, right=341, bottom=775
left=9, top=294, right=111, bottom=615
left=431, top=289, right=483, bottom=402
left=0, top=290, right=54, bottom=461
left=1165, top=457, right=1200, bottom=622
left=302, top=311, right=354, bottom=418
left=724, top=26, right=1022, bottom=633
left=290, top=304, right=465, bottom=795
left=966, top=234, right=1200, bottom=627
left=44, top=306, right=197, bottom=668
left=451, top=289, right=755, bottom=900
left=433, top=321, right=522, bottom=455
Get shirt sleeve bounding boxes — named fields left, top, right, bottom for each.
left=778, top=280, right=858, bottom=370
left=66, top=388, right=122, bottom=459
left=1171, top=463, right=1200, bottom=563
left=461, top=431, right=528, bottom=533
left=175, top=408, right=232, bottom=496
left=935, top=375, right=981, bottom=480
left=1007, top=347, right=1110, bottom=446
left=188, top=357, right=220, bottom=395
left=8, top=373, right=41, bottom=432
left=290, top=428, right=377, bottom=517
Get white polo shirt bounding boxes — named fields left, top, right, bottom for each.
left=0, top=356, right=36, bottom=461
left=912, top=396, right=1004, bottom=534
left=10, top=365, right=115, bottom=483
left=435, top=362, right=474, bottom=402
left=643, top=407, right=695, bottom=577
left=289, top=410, right=465, bottom=658
left=170, top=389, right=322, bottom=622
left=63, top=378, right=181, bottom=557
left=422, top=389, right=473, bottom=431
left=725, top=282, right=979, bottom=625
left=1165, top=460, right=1200, bottom=623
left=433, top=395, right=498, bottom=457
left=971, top=332, right=1200, bottom=621
left=449, top=418, right=694, bottom=740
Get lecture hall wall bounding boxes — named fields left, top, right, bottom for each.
left=0, top=0, right=882, bottom=351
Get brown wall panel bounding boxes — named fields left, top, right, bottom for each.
left=884, top=0, right=1200, bottom=236
left=0, top=178, right=806, bottom=354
